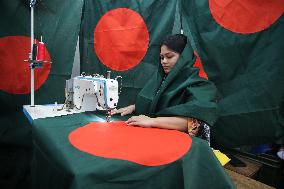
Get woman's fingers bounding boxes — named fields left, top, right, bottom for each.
left=125, top=116, right=139, bottom=124
left=127, top=122, right=139, bottom=126
left=111, top=105, right=134, bottom=116
left=125, top=117, right=131, bottom=124
left=110, top=108, right=118, bottom=115
left=121, top=105, right=135, bottom=116
left=125, top=115, right=153, bottom=128
left=110, top=108, right=123, bottom=115
left=111, top=108, right=128, bottom=115
left=121, top=109, right=131, bottom=116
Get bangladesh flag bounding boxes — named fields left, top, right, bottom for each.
left=80, top=0, right=178, bottom=107
left=0, top=0, right=83, bottom=146
left=30, top=113, right=234, bottom=189
left=0, top=0, right=83, bottom=186
left=181, top=0, right=284, bottom=147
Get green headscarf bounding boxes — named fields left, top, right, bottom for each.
left=135, top=42, right=218, bottom=126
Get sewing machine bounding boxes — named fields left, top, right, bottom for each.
left=23, top=72, right=122, bottom=123
left=65, top=72, right=121, bottom=121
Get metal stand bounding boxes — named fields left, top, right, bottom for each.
left=28, top=0, right=49, bottom=106
left=29, top=0, right=36, bottom=107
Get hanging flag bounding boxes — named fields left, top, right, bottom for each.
left=0, top=0, right=83, bottom=147
left=181, top=0, right=284, bottom=147
left=80, top=0, right=178, bottom=107
left=0, top=0, right=83, bottom=186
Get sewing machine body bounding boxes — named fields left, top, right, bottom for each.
left=66, top=74, right=119, bottom=112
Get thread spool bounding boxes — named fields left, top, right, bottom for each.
left=32, top=43, right=38, bottom=60
left=36, top=41, right=46, bottom=61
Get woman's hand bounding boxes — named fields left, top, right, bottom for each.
left=126, top=115, right=154, bottom=128
left=111, top=105, right=135, bottom=116
left=187, top=118, right=201, bottom=136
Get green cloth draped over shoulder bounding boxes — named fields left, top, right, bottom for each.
left=135, top=44, right=218, bottom=126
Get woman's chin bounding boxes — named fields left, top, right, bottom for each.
left=163, top=69, right=170, bottom=74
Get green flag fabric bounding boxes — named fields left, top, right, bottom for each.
left=0, top=0, right=83, bottom=187
left=31, top=112, right=235, bottom=189
left=181, top=0, right=284, bottom=147
left=80, top=0, right=178, bottom=107
left=135, top=44, right=218, bottom=126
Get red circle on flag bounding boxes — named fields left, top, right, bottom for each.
left=0, top=36, right=51, bottom=94
left=69, top=121, right=192, bottom=166
left=94, top=8, right=149, bottom=71
left=193, top=52, right=208, bottom=80
left=209, top=0, right=284, bottom=34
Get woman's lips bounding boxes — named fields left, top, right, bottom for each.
left=163, top=66, right=170, bottom=70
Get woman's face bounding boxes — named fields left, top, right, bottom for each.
left=160, top=45, right=180, bottom=74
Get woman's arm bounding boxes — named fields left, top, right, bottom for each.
left=126, top=115, right=188, bottom=132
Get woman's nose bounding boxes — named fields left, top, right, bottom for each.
left=162, top=58, right=168, bottom=64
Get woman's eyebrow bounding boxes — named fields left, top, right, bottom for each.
left=160, top=52, right=172, bottom=56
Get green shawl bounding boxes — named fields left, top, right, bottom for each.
left=135, top=44, right=218, bottom=126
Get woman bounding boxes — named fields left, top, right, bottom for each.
left=111, top=34, right=217, bottom=143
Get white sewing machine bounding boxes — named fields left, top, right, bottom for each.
left=65, top=72, right=121, bottom=113
left=23, top=72, right=121, bottom=123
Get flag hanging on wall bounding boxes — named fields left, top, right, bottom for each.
left=0, top=0, right=83, bottom=146
left=181, top=0, right=284, bottom=147
left=80, top=0, right=178, bottom=107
